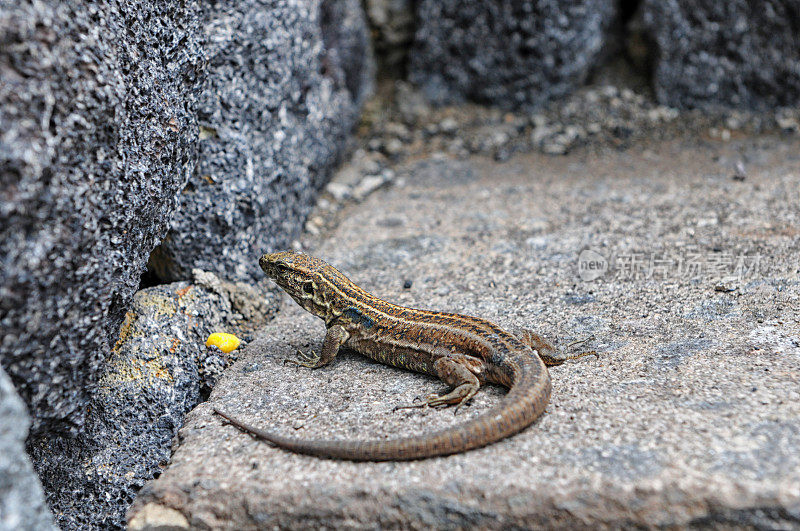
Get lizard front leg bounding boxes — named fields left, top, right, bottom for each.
left=286, top=324, right=349, bottom=369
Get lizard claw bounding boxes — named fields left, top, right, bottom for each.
left=565, top=335, right=599, bottom=361
left=393, top=396, right=428, bottom=411
left=452, top=400, right=472, bottom=415
left=394, top=392, right=449, bottom=411
left=566, top=335, right=595, bottom=349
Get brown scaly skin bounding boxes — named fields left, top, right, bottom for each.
left=213, top=251, right=596, bottom=461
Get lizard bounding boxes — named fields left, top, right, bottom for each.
left=213, top=251, right=596, bottom=461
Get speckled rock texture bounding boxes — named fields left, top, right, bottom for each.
left=130, top=136, right=800, bottom=528
left=149, top=0, right=374, bottom=283
left=0, top=0, right=205, bottom=437
left=409, top=0, right=618, bottom=109
left=0, top=367, right=55, bottom=531
left=638, top=0, right=800, bottom=109
left=30, top=272, right=276, bottom=530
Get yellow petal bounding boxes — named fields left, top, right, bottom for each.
left=205, top=332, right=241, bottom=353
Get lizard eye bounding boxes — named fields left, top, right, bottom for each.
left=303, top=282, right=314, bottom=295
left=275, top=263, right=290, bottom=274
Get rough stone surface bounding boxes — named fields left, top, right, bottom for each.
left=149, top=0, right=374, bottom=284
left=409, top=0, right=618, bottom=109
left=130, top=136, right=800, bottom=528
left=0, top=0, right=205, bottom=436
left=30, top=272, right=276, bottom=530
left=638, top=0, right=800, bottom=110
left=0, top=367, right=55, bottom=531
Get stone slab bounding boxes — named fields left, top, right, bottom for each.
left=132, top=137, right=799, bottom=528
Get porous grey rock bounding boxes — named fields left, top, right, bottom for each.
left=131, top=136, right=800, bottom=528
left=409, top=0, right=618, bottom=109
left=638, top=0, right=800, bottom=109
left=150, top=0, right=374, bottom=284
left=0, top=0, right=205, bottom=436
left=0, top=367, right=55, bottom=531
left=31, top=272, right=275, bottom=530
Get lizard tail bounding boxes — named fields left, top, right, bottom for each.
left=213, top=353, right=551, bottom=461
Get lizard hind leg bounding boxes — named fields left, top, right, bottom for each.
left=518, top=329, right=598, bottom=367
left=394, top=356, right=482, bottom=415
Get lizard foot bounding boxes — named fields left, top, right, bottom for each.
left=552, top=335, right=599, bottom=364
left=393, top=393, right=441, bottom=411
left=284, top=349, right=322, bottom=368
left=394, top=384, right=477, bottom=415
left=436, top=383, right=478, bottom=416
left=553, top=336, right=600, bottom=363
left=519, top=329, right=599, bottom=366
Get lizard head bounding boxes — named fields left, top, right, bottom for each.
left=259, top=251, right=335, bottom=317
